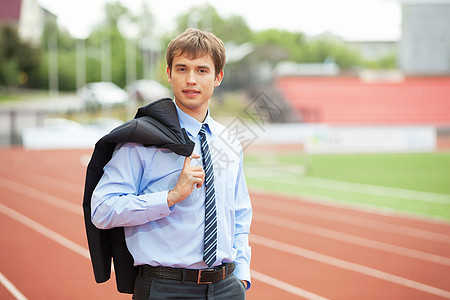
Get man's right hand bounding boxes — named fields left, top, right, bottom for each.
left=167, top=154, right=204, bottom=207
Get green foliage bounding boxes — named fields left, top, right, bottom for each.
left=0, top=25, right=41, bottom=89
left=1, top=2, right=400, bottom=92
left=1, top=59, right=20, bottom=87
left=175, top=4, right=253, bottom=44
left=26, top=50, right=81, bottom=90
left=36, top=19, right=79, bottom=90
left=253, top=29, right=306, bottom=62
left=85, top=55, right=102, bottom=83
left=58, top=51, right=77, bottom=90
left=104, top=1, right=129, bottom=27
left=302, top=37, right=363, bottom=68
left=110, top=37, right=127, bottom=86
left=363, top=52, right=397, bottom=69
left=252, top=30, right=363, bottom=68
left=84, top=1, right=151, bottom=87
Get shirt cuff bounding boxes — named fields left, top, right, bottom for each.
left=142, top=190, right=171, bottom=220
left=233, top=263, right=251, bottom=290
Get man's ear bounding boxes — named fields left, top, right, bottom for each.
left=214, top=70, right=224, bottom=87
left=166, top=66, right=172, bottom=84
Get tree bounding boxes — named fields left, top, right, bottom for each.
left=299, top=36, right=363, bottom=68
left=0, top=25, right=41, bottom=90
left=86, top=1, right=152, bottom=87
left=86, top=2, right=128, bottom=86
left=252, top=29, right=306, bottom=65
left=40, top=19, right=80, bottom=90
left=174, top=4, right=253, bottom=44
left=252, top=30, right=363, bottom=68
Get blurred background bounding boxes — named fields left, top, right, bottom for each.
left=1, top=0, right=449, bottom=212
left=0, top=0, right=449, bottom=149
left=1, top=1, right=450, bottom=299
left=0, top=0, right=449, bottom=216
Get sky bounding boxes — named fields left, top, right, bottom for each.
left=37, top=0, right=402, bottom=41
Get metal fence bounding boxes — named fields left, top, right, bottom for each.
left=0, top=110, right=48, bottom=147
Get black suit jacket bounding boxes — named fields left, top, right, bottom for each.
left=82, top=98, right=194, bottom=294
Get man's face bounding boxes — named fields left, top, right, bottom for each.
left=167, top=53, right=223, bottom=122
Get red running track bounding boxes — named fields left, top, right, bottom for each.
left=0, top=148, right=449, bottom=299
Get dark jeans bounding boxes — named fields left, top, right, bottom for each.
left=133, top=272, right=246, bottom=300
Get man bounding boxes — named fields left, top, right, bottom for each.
left=90, top=28, right=252, bottom=299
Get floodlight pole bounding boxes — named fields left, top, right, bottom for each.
left=48, top=24, right=59, bottom=99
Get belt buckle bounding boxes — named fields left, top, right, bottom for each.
left=197, top=266, right=226, bottom=284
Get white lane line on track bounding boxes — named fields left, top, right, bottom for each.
left=1, top=173, right=448, bottom=260
left=0, top=202, right=90, bottom=259
left=251, top=234, right=450, bottom=299
left=2, top=173, right=447, bottom=244
left=251, top=184, right=450, bottom=224
left=0, top=272, right=28, bottom=300
left=251, top=270, right=329, bottom=300
left=0, top=203, right=319, bottom=299
left=5, top=171, right=446, bottom=246
left=252, top=194, right=450, bottom=243
left=246, top=170, right=450, bottom=204
left=1, top=174, right=448, bottom=268
left=254, top=212, right=450, bottom=266
left=0, top=167, right=82, bottom=193
left=0, top=176, right=82, bottom=215
left=250, top=187, right=450, bottom=225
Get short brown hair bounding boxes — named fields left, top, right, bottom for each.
left=166, top=28, right=226, bottom=77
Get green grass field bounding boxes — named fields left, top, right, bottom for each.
left=244, top=152, right=450, bottom=221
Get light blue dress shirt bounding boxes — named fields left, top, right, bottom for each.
left=91, top=102, right=252, bottom=285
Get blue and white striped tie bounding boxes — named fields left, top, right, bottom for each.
left=199, top=124, right=217, bottom=267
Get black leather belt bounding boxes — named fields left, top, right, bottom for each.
left=140, top=263, right=235, bottom=284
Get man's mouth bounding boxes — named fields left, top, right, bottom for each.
left=183, top=89, right=200, bottom=96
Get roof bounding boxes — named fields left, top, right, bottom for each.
left=276, top=76, right=450, bottom=126
left=0, top=0, right=21, bottom=21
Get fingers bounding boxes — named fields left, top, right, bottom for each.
left=183, top=156, right=191, bottom=168
left=189, top=154, right=204, bottom=188
left=183, top=153, right=201, bottom=168
left=169, top=153, right=205, bottom=206
left=182, top=153, right=204, bottom=188
left=190, top=153, right=201, bottom=159
left=192, top=170, right=205, bottom=188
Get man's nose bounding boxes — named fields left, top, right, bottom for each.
left=187, top=71, right=197, bottom=85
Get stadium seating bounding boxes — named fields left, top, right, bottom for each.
left=275, top=76, right=450, bottom=126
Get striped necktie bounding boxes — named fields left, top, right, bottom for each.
left=199, top=124, right=217, bottom=267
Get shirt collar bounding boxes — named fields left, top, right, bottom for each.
left=174, top=102, right=217, bottom=138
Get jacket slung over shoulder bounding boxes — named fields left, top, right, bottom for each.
left=82, top=98, right=194, bottom=294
